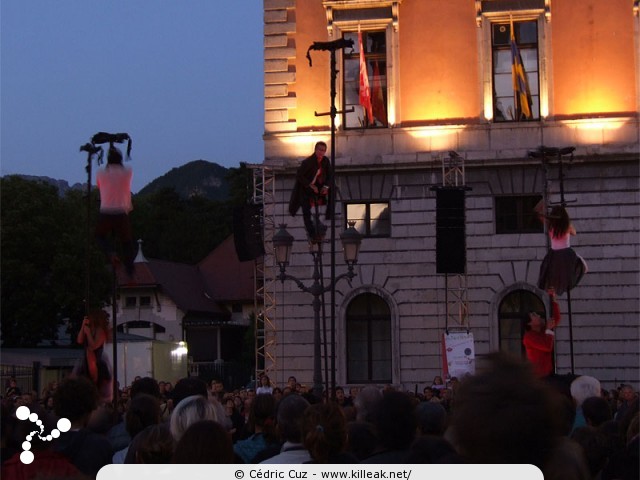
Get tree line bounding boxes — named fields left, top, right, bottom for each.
left=1, top=165, right=251, bottom=347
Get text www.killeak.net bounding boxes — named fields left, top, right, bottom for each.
left=320, top=470, right=412, bottom=479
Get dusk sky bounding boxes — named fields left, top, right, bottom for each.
left=1, top=1, right=264, bottom=193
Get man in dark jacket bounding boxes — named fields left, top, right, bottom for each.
left=288, top=141, right=333, bottom=241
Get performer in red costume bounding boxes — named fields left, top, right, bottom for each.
left=74, top=309, right=113, bottom=402
left=523, top=288, right=561, bottom=378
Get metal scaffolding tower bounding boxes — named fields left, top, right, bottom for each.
left=247, top=164, right=279, bottom=384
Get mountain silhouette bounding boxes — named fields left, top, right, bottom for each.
left=7, top=160, right=231, bottom=201
left=137, top=160, right=230, bottom=201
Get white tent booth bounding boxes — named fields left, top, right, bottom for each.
left=103, top=333, right=188, bottom=388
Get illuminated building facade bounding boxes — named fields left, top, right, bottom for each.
left=260, top=0, right=639, bottom=390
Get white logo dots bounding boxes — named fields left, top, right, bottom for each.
left=15, top=406, right=71, bottom=464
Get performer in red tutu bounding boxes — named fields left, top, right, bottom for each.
left=75, top=309, right=113, bottom=402
left=536, top=202, right=587, bottom=295
left=523, top=288, right=561, bottom=377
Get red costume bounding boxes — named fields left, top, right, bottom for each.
left=523, top=297, right=561, bottom=377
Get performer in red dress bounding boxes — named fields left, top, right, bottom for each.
left=74, top=309, right=113, bottom=402
left=523, top=289, right=561, bottom=378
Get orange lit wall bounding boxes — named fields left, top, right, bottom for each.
left=551, top=0, right=637, bottom=116
left=400, top=0, right=479, bottom=122
left=294, top=2, right=331, bottom=129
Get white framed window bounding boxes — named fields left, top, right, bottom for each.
left=343, top=29, right=389, bottom=129
left=346, top=201, right=391, bottom=237
left=492, top=20, right=540, bottom=121
left=479, top=6, right=550, bottom=121
left=323, top=1, right=400, bottom=128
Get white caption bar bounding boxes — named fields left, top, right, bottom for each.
left=99, top=464, right=543, bottom=480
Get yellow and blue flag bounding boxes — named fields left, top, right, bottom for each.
left=510, top=19, right=533, bottom=120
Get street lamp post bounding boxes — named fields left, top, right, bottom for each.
left=273, top=223, right=361, bottom=399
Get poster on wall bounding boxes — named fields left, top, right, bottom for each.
left=442, top=330, right=475, bottom=379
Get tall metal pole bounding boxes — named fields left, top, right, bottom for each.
left=84, top=155, right=93, bottom=316
left=557, top=151, right=575, bottom=374
left=311, top=251, right=324, bottom=398
left=328, top=48, right=338, bottom=400
left=307, top=37, right=354, bottom=400
left=112, top=267, right=118, bottom=404
left=531, top=146, right=576, bottom=375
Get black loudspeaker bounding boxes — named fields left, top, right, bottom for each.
left=233, top=204, right=265, bottom=262
left=436, top=188, right=466, bottom=274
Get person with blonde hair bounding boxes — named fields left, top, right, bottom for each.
left=170, top=394, right=223, bottom=442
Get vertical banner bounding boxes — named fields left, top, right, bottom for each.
left=442, top=331, right=476, bottom=379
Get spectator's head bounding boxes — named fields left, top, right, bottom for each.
left=171, top=377, right=208, bottom=405
left=130, top=377, right=161, bottom=399
left=210, top=379, right=225, bottom=394
left=450, top=353, right=563, bottom=467
left=247, top=393, right=277, bottom=440
left=172, top=420, right=234, bottom=464
left=581, top=396, right=612, bottom=427
left=275, top=393, right=310, bottom=443
left=354, top=386, right=382, bottom=423
left=170, top=395, right=221, bottom=442
left=132, top=424, right=175, bottom=464
left=126, top=393, right=161, bottom=439
left=259, top=375, right=271, bottom=388
left=272, top=387, right=283, bottom=402
left=371, top=390, right=417, bottom=451
left=619, top=384, right=636, bottom=403
left=570, top=376, right=601, bottom=408
left=53, top=377, right=98, bottom=426
left=415, top=401, right=447, bottom=436
left=302, top=402, right=348, bottom=463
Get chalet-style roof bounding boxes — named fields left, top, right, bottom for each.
left=115, top=234, right=260, bottom=320
left=198, top=234, right=257, bottom=303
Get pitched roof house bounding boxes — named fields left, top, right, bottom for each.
left=115, top=235, right=257, bottom=364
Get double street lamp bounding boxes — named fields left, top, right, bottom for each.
left=272, top=222, right=362, bottom=399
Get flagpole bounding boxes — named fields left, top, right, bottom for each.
left=510, top=16, right=518, bottom=120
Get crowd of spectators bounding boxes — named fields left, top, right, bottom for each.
left=1, top=355, right=638, bottom=479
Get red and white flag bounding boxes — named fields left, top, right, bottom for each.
left=371, top=60, right=387, bottom=125
left=358, top=30, right=373, bottom=125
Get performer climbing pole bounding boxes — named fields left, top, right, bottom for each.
left=529, top=146, right=584, bottom=373
left=78, top=131, right=133, bottom=404
left=92, top=132, right=135, bottom=279
left=535, top=202, right=588, bottom=295
left=523, top=288, right=561, bottom=377
left=73, top=309, right=113, bottom=403
left=288, top=140, right=332, bottom=243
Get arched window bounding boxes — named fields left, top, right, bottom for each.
left=498, top=289, right=545, bottom=358
left=346, top=293, right=392, bottom=383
